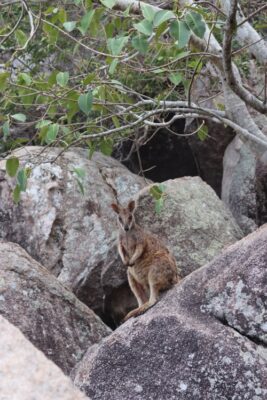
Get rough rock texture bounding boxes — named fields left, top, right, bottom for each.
left=0, top=146, right=146, bottom=318
left=222, top=137, right=257, bottom=234
left=186, top=119, right=234, bottom=197
left=136, top=176, right=243, bottom=277
left=186, top=64, right=235, bottom=197
left=0, top=241, right=111, bottom=374
left=0, top=315, right=90, bottom=400
left=72, top=225, right=267, bottom=400
left=222, top=137, right=267, bottom=234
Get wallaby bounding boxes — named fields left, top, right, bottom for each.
left=111, top=200, right=180, bottom=321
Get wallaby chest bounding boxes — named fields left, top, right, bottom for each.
left=119, top=230, right=142, bottom=259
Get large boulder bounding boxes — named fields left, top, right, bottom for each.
left=222, top=137, right=258, bottom=234
left=72, top=225, right=267, bottom=400
left=0, top=147, right=243, bottom=324
left=0, top=146, right=146, bottom=318
left=98, top=176, right=244, bottom=324
left=0, top=241, right=111, bottom=374
left=185, top=63, right=235, bottom=197
left=222, top=137, right=267, bottom=234
left=135, top=176, right=243, bottom=277
left=0, top=315, right=90, bottom=400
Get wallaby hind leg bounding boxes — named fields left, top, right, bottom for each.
left=127, top=270, right=147, bottom=307
left=123, top=280, right=159, bottom=321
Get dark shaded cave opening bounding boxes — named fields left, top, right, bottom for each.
left=113, top=117, right=235, bottom=197
left=114, top=119, right=199, bottom=183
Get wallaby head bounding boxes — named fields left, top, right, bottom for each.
left=111, top=200, right=136, bottom=232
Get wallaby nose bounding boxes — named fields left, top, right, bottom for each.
left=125, top=226, right=129, bottom=231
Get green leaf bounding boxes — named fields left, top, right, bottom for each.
left=197, top=125, right=208, bottom=141
left=13, top=185, right=21, bottom=204
left=57, top=8, right=67, bottom=23
left=78, top=9, right=95, bottom=35
left=0, top=72, right=10, bottom=90
left=173, top=50, right=191, bottom=61
left=169, top=72, right=183, bottom=85
left=45, top=123, right=59, bottom=144
left=123, top=4, right=131, bottom=17
left=105, top=23, right=114, bottom=38
left=132, top=35, right=149, bottom=55
left=88, top=141, right=96, bottom=160
left=75, top=178, right=85, bottom=195
left=141, top=3, right=157, bottom=22
left=112, top=115, right=120, bottom=128
left=83, top=73, right=96, bottom=85
left=152, top=68, right=165, bottom=74
left=17, top=169, right=27, bottom=191
left=155, top=197, right=164, bottom=214
left=19, top=72, right=32, bottom=85
left=56, top=71, right=69, bottom=87
left=11, top=113, right=26, bottom=122
left=153, top=10, right=175, bottom=27
left=185, top=11, right=206, bottom=38
left=63, top=21, right=77, bottom=32
left=6, top=157, right=19, bottom=177
left=109, top=59, right=118, bottom=75
left=15, top=29, right=27, bottom=47
left=100, top=138, right=113, bottom=156
left=170, top=20, right=191, bottom=48
left=35, top=120, right=52, bottom=129
left=133, top=20, right=153, bottom=36
left=43, top=22, right=58, bottom=44
left=149, top=185, right=163, bottom=200
left=100, top=0, right=116, bottom=9
left=73, top=167, right=86, bottom=179
left=78, top=91, right=93, bottom=115
left=158, top=183, right=166, bottom=192
left=107, top=36, right=128, bottom=56
left=2, top=121, right=10, bottom=139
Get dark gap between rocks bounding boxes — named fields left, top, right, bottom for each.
left=113, top=117, right=235, bottom=198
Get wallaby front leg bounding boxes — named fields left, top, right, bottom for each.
left=129, top=244, right=144, bottom=265
left=127, top=269, right=147, bottom=307
left=118, top=242, right=129, bottom=265
left=123, top=280, right=159, bottom=321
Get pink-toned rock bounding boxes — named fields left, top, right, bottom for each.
left=0, top=315, right=90, bottom=400
left=0, top=146, right=146, bottom=319
left=0, top=240, right=111, bottom=374
left=72, top=225, right=267, bottom=400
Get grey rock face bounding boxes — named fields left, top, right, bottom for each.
left=0, top=315, right=90, bottom=400
left=0, top=146, right=146, bottom=317
left=222, top=137, right=258, bottom=234
left=73, top=225, right=267, bottom=400
left=136, top=176, right=243, bottom=277
left=0, top=241, right=111, bottom=374
left=222, top=137, right=267, bottom=234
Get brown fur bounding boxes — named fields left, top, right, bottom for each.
left=111, top=200, right=180, bottom=321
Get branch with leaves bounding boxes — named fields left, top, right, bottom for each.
left=1, top=0, right=267, bottom=173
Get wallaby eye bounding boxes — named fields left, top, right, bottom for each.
left=129, top=216, right=133, bottom=222
left=119, top=217, right=123, bottom=223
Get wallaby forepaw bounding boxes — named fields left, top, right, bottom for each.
left=123, top=308, right=140, bottom=322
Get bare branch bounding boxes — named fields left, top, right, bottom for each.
left=220, top=0, right=267, bottom=65
left=222, top=0, right=267, bottom=114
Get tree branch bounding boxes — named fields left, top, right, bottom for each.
left=222, top=0, right=267, bottom=114
left=220, top=0, right=267, bottom=65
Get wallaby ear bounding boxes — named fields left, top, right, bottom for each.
left=128, top=200, right=136, bottom=213
left=111, top=203, right=120, bottom=214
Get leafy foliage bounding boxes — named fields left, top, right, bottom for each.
left=2, top=0, right=260, bottom=201
left=150, top=184, right=166, bottom=214
left=0, top=1, right=208, bottom=165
